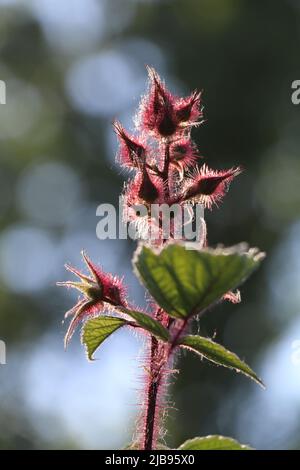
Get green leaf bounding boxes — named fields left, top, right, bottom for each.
left=119, top=307, right=170, bottom=342
left=81, top=316, right=126, bottom=360
left=178, top=334, right=264, bottom=387
left=178, top=435, right=252, bottom=450
left=82, top=309, right=170, bottom=361
left=134, top=243, right=264, bottom=319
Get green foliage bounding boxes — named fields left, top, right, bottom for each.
left=82, top=316, right=126, bottom=360
left=118, top=307, right=170, bottom=342
left=82, top=241, right=264, bottom=451
left=178, top=335, right=264, bottom=387
left=134, top=243, right=264, bottom=319
left=178, top=435, right=252, bottom=450
left=82, top=309, right=169, bottom=360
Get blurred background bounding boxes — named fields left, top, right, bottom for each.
left=0, top=0, right=300, bottom=450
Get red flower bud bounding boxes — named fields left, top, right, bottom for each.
left=57, top=251, right=126, bottom=346
left=125, top=169, right=163, bottom=208
left=175, top=90, right=203, bottom=125
left=169, top=138, right=200, bottom=175
left=113, top=120, right=146, bottom=169
left=183, top=164, right=242, bottom=209
left=138, top=66, right=178, bottom=138
left=138, top=169, right=160, bottom=203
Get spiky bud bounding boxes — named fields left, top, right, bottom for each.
left=175, top=90, right=203, bottom=125
left=138, top=66, right=178, bottom=138
left=57, top=251, right=126, bottom=346
left=114, top=120, right=146, bottom=169
left=182, top=165, right=242, bottom=209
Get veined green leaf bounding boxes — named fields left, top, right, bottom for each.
left=119, top=307, right=170, bottom=342
left=82, top=308, right=170, bottom=361
left=81, top=316, right=126, bottom=360
left=178, top=334, right=264, bottom=387
left=134, top=243, right=264, bottom=319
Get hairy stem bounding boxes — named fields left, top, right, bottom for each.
left=170, top=317, right=189, bottom=352
left=162, top=141, right=170, bottom=198
left=142, top=308, right=170, bottom=450
left=142, top=142, right=172, bottom=450
left=143, top=335, right=160, bottom=450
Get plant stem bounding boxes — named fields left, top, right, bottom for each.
left=170, top=317, right=189, bottom=352
left=142, top=142, right=171, bottom=450
left=142, top=306, right=170, bottom=450
left=162, top=140, right=170, bottom=197
left=143, top=335, right=160, bottom=450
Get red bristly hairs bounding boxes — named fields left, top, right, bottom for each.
left=58, top=67, right=242, bottom=450
left=114, top=67, right=241, bottom=450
